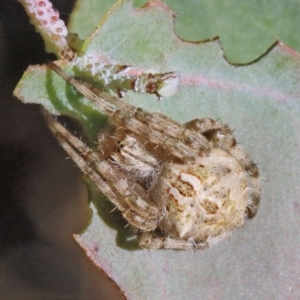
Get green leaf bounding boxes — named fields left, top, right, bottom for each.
left=14, top=0, right=300, bottom=299
left=70, top=0, right=300, bottom=63
left=14, top=62, right=108, bottom=141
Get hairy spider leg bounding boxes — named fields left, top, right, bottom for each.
left=45, top=112, right=160, bottom=232
left=138, top=232, right=208, bottom=250
left=48, top=62, right=212, bottom=162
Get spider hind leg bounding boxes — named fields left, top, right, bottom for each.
left=138, top=231, right=208, bottom=250
left=44, top=112, right=160, bottom=232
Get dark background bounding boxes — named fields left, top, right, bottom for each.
left=0, top=1, right=123, bottom=299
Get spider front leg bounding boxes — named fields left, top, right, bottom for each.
left=44, top=113, right=161, bottom=232
left=48, top=62, right=212, bottom=162
left=138, top=232, right=208, bottom=250
left=184, top=118, right=260, bottom=218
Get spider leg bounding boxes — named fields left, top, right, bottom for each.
left=48, top=62, right=212, bottom=162
left=44, top=112, right=160, bottom=231
left=138, top=232, right=208, bottom=250
left=185, top=118, right=260, bottom=218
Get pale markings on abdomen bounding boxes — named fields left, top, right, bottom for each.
left=169, top=171, right=203, bottom=198
left=200, top=199, right=219, bottom=214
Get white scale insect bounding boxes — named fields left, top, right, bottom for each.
left=46, top=62, right=260, bottom=250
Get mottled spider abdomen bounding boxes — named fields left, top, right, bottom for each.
left=152, top=148, right=248, bottom=246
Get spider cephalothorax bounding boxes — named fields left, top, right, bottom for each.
left=46, top=62, right=260, bottom=250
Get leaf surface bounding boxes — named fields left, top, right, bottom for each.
left=70, top=0, right=300, bottom=63
left=14, top=1, right=300, bottom=299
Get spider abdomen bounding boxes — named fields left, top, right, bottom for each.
left=153, top=148, right=248, bottom=246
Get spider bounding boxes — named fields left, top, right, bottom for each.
left=45, top=62, right=260, bottom=250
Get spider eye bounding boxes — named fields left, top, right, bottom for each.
left=115, top=141, right=125, bottom=152
left=116, top=141, right=125, bottom=149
